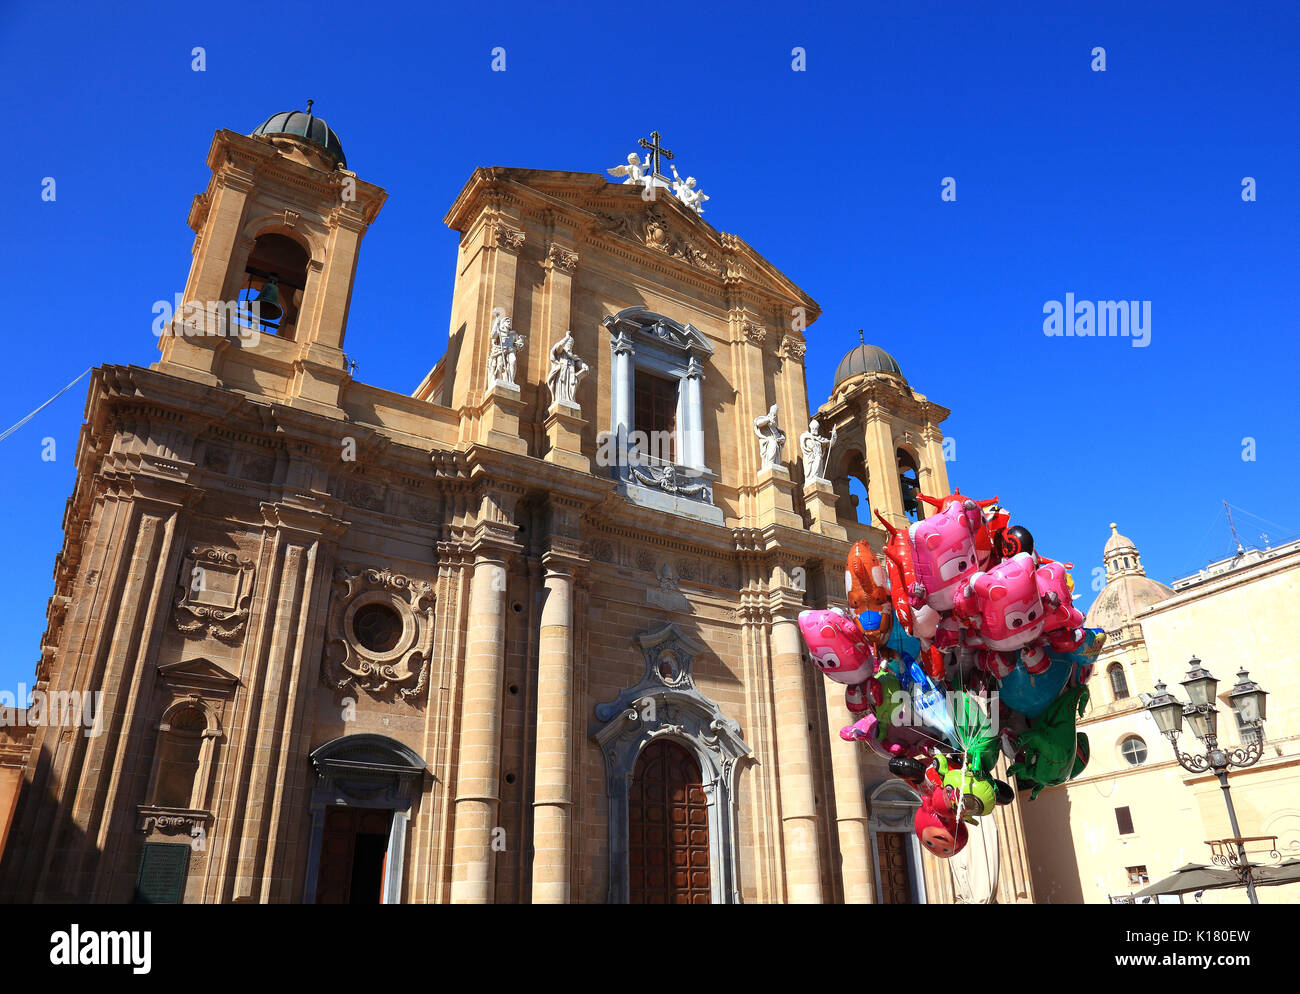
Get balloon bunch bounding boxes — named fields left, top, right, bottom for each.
left=797, top=488, right=1105, bottom=859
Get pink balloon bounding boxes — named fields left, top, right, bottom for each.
left=797, top=608, right=876, bottom=686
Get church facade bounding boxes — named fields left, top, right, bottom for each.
left=0, top=111, right=1037, bottom=903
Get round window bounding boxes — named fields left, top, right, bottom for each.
left=1120, top=735, right=1148, bottom=766
left=352, top=602, right=403, bottom=653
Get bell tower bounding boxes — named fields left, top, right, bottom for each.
left=155, top=104, right=386, bottom=417
left=814, top=334, right=952, bottom=530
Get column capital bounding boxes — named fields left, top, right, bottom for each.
left=611, top=329, right=635, bottom=358
left=543, top=242, right=579, bottom=274
left=542, top=545, right=587, bottom=576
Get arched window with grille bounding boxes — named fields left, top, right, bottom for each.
left=1108, top=663, right=1130, bottom=701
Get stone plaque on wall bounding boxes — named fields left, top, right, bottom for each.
left=133, top=842, right=191, bottom=904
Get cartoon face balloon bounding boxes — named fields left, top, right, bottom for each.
left=797, top=608, right=877, bottom=685
left=915, top=797, right=969, bottom=858
left=910, top=499, right=983, bottom=612
left=954, top=553, right=1047, bottom=652
left=845, top=541, right=893, bottom=646
left=918, top=489, right=999, bottom=566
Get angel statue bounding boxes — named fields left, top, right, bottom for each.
left=800, top=418, right=837, bottom=484
left=608, top=152, right=651, bottom=187
left=669, top=164, right=710, bottom=215
left=487, top=308, right=526, bottom=388
left=752, top=404, right=786, bottom=470
left=546, top=330, right=589, bottom=410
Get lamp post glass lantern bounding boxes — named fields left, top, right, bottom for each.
left=1142, top=657, right=1268, bottom=905
left=1228, top=668, right=1268, bottom=727
left=1145, top=680, right=1184, bottom=737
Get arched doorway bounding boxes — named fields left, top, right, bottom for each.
left=628, top=739, right=711, bottom=904
left=303, top=734, right=425, bottom=904
left=867, top=781, right=929, bottom=904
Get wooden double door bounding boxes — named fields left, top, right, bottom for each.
left=628, top=740, right=711, bottom=903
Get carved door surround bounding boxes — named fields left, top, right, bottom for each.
left=591, top=622, right=751, bottom=904
left=867, top=780, right=928, bottom=905
left=302, top=734, right=426, bottom=905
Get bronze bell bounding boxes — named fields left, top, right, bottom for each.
left=252, top=277, right=284, bottom=323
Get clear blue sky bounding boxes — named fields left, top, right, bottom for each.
left=1, top=1, right=1297, bottom=694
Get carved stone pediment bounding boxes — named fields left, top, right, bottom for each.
left=442, top=168, right=821, bottom=317
left=322, top=564, right=434, bottom=700
left=602, top=305, right=714, bottom=357
left=156, top=657, right=240, bottom=698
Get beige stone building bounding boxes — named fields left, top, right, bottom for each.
left=1021, top=526, right=1300, bottom=904
left=0, top=109, right=1039, bottom=904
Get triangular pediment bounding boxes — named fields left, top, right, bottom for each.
left=443, top=167, right=820, bottom=318
left=157, top=657, right=240, bottom=690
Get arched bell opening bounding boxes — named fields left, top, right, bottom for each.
left=896, top=447, right=921, bottom=522
left=238, top=232, right=310, bottom=339
left=832, top=448, right=872, bottom=525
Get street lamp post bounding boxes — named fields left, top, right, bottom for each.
left=1142, top=658, right=1269, bottom=905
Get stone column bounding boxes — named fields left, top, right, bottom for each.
left=450, top=551, right=509, bottom=903
left=922, top=423, right=951, bottom=498
left=684, top=357, right=704, bottom=469
left=531, top=553, right=576, bottom=902
left=822, top=681, right=875, bottom=903
left=611, top=332, right=634, bottom=452
left=769, top=588, right=823, bottom=903
left=864, top=409, right=906, bottom=529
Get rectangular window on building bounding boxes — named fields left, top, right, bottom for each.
left=1126, top=865, right=1148, bottom=886
left=634, top=370, right=677, bottom=462
left=1115, top=806, right=1135, bottom=835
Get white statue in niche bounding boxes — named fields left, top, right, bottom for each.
left=752, top=404, right=786, bottom=470
left=669, top=165, right=709, bottom=214
left=800, top=419, right=837, bottom=483
left=487, top=308, right=526, bottom=388
left=546, top=330, right=589, bottom=410
left=608, top=152, right=651, bottom=188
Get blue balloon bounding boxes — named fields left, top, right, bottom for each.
left=998, top=652, right=1073, bottom=719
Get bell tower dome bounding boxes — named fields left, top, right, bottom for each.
left=811, top=331, right=952, bottom=533
left=154, top=104, right=386, bottom=418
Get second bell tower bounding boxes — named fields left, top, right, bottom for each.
left=155, top=104, right=386, bottom=417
